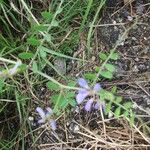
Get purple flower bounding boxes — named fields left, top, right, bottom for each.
left=76, top=78, right=101, bottom=104
left=84, top=99, right=94, bottom=111
left=93, top=101, right=105, bottom=110
left=84, top=99, right=105, bottom=112
left=76, top=78, right=105, bottom=112
left=36, top=107, right=56, bottom=130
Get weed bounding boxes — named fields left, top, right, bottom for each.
left=0, top=0, right=149, bottom=149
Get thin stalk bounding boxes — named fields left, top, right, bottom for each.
left=0, top=57, right=17, bottom=64
left=92, top=19, right=138, bottom=86
left=28, top=0, right=64, bottom=65
left=36, top=70, right=80, bottom=90
left=87, top=0, right=106, bottom=54
left=79, top=0, right=93, bottom=33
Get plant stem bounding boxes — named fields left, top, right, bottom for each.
left=36, top=70, right=80, bottom=90
left=0, top=57, right=17, bottom=64
left=92, top=19, right=138, bottom=86
left=87, top=0, right=106, bottom=54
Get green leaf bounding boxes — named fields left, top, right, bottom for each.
left=123, top=102, right=132, bottom=109
left=69, top=99, right=77, bottom=107
left=60, top=98, right=69, bottom=109
left=115, top=96, right=122, bottom=103
left=57, top=7, right=63, bottom=14
left=110, top=52, right=119, bottom=60
left=84, top=73, right=96, bottom=80
left=39, top=49, right=47, bottom=58
left=44, top=34, right=51, bottom=42
left=41, top=11, right=53, bottom=21
left=18, top=64, right=27, bottom=72
left=129, top=113, right=135, bottom=127
left=114, top=107, right=121, bottom=118
left=99, top=52, right=107, bottom=60
left=33, top=24, right=48, bottom=31
left=51, top=93, right=62, bottom=115
left=123, top=111, right=129, bottom=118
left=0, top=78, right=4, bottom=92
left=51, top=94, right=61, bottom=104
left=46, top=81, right=60, bottom=91
left=51, top=20, right=59, bottom=27
left=18, top=52, right=34, bottom=59
left=27, top=37, right=40, bottom=46
left=67, top=80, right=76, bottom=87
left=111, top=86, right=117, bottom=94
left=32, top=61, right=38, bottom=73
left=104, top=63, right=115, bottom=72
left=0, top=0, right=4, bottom=4
left=65, top=92, right=75, bottom=98
left=51, top=93, right=70, bottom=113
left=95, top=66, right=100, bottom=72
left=105, top=101, right=112, bottom=114
left=38, top=46, right=83, bottom=61
left=99, top=89, right=115, bottom=101
left=100, top=71, right=113, bottom=79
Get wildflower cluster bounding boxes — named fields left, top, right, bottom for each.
left=36, top=78, right=105, bottom=130
left=36, top=107, right=56, bottom=130
left=76, top=78, right=105, bottom=111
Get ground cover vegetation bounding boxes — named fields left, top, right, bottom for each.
left=0, top=0, right=150, bottom=149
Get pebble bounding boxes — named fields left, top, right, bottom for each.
left=69, top=122, right=80, bottom=133
left=91, top=56, right=96, bottom=61
left=127, top=16, right=133, bottom=21
left=113, top=20, right=117, bottom=24
left=133, top=65, right=139, bottom=72
left=135, top=58, right=139, bottom=62
left=137, top=6, right=144, bottom=14
left=28, top=116, right=34, bottom=121
left=28, top=116, right=36, bottom=126
left=132, top=37, right=137, bottom=41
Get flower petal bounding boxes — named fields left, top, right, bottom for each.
left=94, top=101, right=105, bottom=110
left=49, top=119, right=56, bottom=130
left=76, top=89, right=89, bottom=104
left=38, top=119, right=45, bottom=124
left=94, top=102, right=100, bottom=109
left=84, top=99, right=93, bottom=112
left=36, top=107, right=45, bottom=118
left=46, top=107, right=53, bottom=114
left=77, top=78, right=89, bottom=88
left=93, top=83, right=101, bottom=92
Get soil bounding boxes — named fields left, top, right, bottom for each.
left=27, top=1, right=150, bottom=149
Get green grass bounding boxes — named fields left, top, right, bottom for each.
left=0, top=0, right=120, bottom=149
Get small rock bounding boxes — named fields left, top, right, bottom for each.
left=135, top=58, right=139, bottom=62
left=28, top=116, right=36, bottom=126
left=127, top=16, right=133, bottom=21
left=54, top=58, right=66, bottom=75
left=133, top=65, right=139, bottom=72
left=136, top=6, right=144, bottom=14
left=69, top=122, right=80, bottom=133
left=28, top=116, right=34, bottom=121
left=143, top=37, right=147, bottom=40
left=91, top=56, right=96, bottom=61
left=132, top=37, right=137, bottom=41
left=113, top=20, right=117, bottom=24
